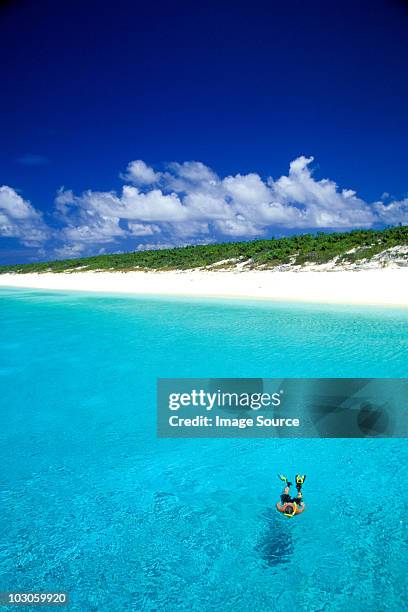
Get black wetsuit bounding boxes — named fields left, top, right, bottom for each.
left=281, top=493, right=303, bottom=505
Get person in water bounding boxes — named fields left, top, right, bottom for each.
left=276, top=475, right=306, bottom=517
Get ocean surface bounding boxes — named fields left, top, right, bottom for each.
left=0, top=287, right=407, bottom=611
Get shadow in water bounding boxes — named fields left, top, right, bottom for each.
left=256, top=507, right=294, bottom=567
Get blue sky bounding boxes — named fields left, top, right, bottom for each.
left=0, top=0, right=407, bottom=263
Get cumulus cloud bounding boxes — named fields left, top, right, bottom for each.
left=0, top=185, right=49, bottom=246
left=53, top=156, right=381, bottom=254
left=1, top=156, right=407, bottom=259
left=373, top=198, right=408, bottom=225
left=122, top=160, right=160, bottom=185
left=270, top=155, right=374, bottom=228
left=53, top=243, right=87, bottom=259
left=128, top=223, right=161, bottom=236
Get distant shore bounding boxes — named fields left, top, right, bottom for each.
left=0, top=268, right=407, bottom=307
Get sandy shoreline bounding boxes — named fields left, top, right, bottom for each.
left=0, top=268, right=407, bottom=307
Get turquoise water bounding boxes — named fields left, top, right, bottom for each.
left=0, top=287, right=407, bottom=611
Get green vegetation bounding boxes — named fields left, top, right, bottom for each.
left=1, top=226, right=407, bottom=274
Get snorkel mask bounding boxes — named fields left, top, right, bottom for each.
left=283, top=502, right=297, bottom=518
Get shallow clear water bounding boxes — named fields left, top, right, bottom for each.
left=0, top=288, right=407, bottom=611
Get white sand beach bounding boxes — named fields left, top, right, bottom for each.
left=0, top=268, right=407, bottom=307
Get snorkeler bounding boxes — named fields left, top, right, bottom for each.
left=276, top=474, right=306, bottom=518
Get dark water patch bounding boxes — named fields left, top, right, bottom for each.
left=256, top=507, right=294, bottom=567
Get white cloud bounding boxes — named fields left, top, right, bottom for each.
left=270, top=155, right=374, bottom=228
left=120, top=186, right=189, bottom=222
left=53, top=243, right=86, bottom=259
left=373, top=198, right=408, bottom=225
left=162, top=161, right=218, bottom=193
left=49, top=156, right=408, bottom=254
left=1, top=156, right=407, bottom=259
left=128, top=223, right=161, bottom=236
left=122, top=160, right=160, bottom=185
left=62, top=218, right=125, bottom=244
left=55, top=189, right=126, bottom=246
left=0, top=185, right=49, bottom=246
